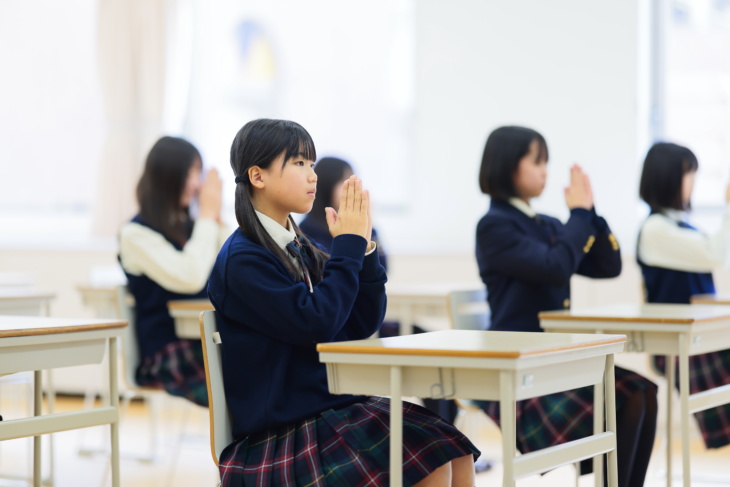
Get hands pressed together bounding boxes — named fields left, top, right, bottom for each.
left=325, top=175, right=375, bottom=252
left=199, top=168, right=224, bottom=223
left=564, top=164, right=594, bottom=210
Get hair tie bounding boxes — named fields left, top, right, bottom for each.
left=235, top=175, right=247, bottom=184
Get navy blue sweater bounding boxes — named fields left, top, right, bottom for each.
left=638, top=216, right=715, bottom=303
left=121, top=216, right=207, bottom=359
left=208, top=228, right=387, bottom=438
left=476, top=199, right=621, bottom=332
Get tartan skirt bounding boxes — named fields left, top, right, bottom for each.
left=476, top=366, right=656, bottom=454
left=653, top=349, right=730, bottom=449
left=218, top=396, right=480, bottom=487
left=135, top=339, right=209, bottom=407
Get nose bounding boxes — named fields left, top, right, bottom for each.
left=308, top=167, right=317, bottom=182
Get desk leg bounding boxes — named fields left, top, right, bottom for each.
left=109, top=337, right=120, bottom=487
left=605, top=354, right=618, bottom=487
left=679, top=336, right=691, bottom=487
left=593, top=365, right=604, bottom=487
left=665, top=354, right=674, bottom=487
left=33, top=370, right=42, bottom=487
left=390, top=366, right=403, bottom=487
left=500, top=371, right=516, bottom=487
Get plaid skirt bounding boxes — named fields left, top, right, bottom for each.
left=219, top=396, right=480, bottom=487
left=476, top=366, right=656, bottom=454
left=136, top=339, right=209, bottom=407
left=653, top=349, right=730, bottom=448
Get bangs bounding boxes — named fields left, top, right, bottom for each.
left=281, top=126, right=317, bottom=166
left=534, top=133, right=549, bottom=162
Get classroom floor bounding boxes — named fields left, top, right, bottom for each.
left=0, top=390, right=728, bottom=487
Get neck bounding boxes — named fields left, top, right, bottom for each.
left=252, top=199, right=290, bottom=229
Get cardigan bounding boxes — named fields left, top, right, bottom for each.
left=119, top=215, right=225, bottom=358
left=208, top=227, right=387, bottom=438
left=637, top=211, right=718, bottom=303
left=476, top=199, right=621, bottom=333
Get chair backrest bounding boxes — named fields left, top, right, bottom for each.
left=116, top=285, right=141, bottom=389
left=200, top=310, right=233, bottom=466
left=447, top=289, right=490, bottom=331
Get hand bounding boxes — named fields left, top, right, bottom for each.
left=198, top=168, right=223, bottom=220
left=325, top=175, right=369, bottom=240
left=725, top=183, right=730, bottom=203
left=564, top=164, right=593, bottom=210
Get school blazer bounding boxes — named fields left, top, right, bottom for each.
left=476, top=199, right=621, bottom=333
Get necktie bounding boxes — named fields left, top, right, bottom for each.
left=286, top=236, right=313, bottom=292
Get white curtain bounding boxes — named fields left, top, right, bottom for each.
left=91, top=0, right=174, bottom=237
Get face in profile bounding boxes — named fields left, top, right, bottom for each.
left=512, top=139, right=547, bottom=201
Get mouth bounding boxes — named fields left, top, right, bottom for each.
left=307, top=189, right=316, bottom=197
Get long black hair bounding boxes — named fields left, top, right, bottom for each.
left=308, top=157, right=354, bottom=226
left=639, top=142, right=698, bottom=212
left=479, top=126, right=548, bottom=200
left=136, top=136, right=201, bottom=246
left=230, top=118, right=328, bottom=282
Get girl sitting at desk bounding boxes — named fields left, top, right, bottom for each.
left=475, top=125, right=658, bottom=486
left=637, top=141, right=730, bottom=449
left=119, top=136, right=229, bottom=407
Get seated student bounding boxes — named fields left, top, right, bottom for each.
left=475, top=126, right=657, bottom=487
left=299, top=156, right=387, bottom=269
left=208, top=118, right=479, bottom=486
left=119, top=136, right=228, bottom=407
left=637, top=141, right=730, bottom=450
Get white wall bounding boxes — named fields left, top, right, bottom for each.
left=378, top=0, right=652, bottom=255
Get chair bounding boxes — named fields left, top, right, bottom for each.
left=199, top=310, right=232, bottom=469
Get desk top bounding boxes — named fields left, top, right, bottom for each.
left=317, top=330, right=626, bottom=359
left=690, top=294, right=730, bottom=305
left=0, top=316, right=126, bottom=338
left=385, top=282, right=482, bottom=299
left=167, top=299, right=214, bottom=311
left=539, top=303, right=730, bottom=324
left=0, top=288, right=56, bottom=301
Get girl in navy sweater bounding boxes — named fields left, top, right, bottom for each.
left=638, top=142, right=730, bottom=449
left=208, top=119, right=479, bottom=486
left=475, top=126, right=657, bottom=486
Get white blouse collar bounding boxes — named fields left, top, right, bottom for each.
left=255, top=211, right=297, bottom=250
left=508, top=197, right=537, bottom=218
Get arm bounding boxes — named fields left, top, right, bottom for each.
left=576, top=210, right=622, bottom=278
left=638, top=210, right=730, bottom=272
left=343, top=245, right=388, bottom=340
left=477, top=210, right=595, bottom=286
left=119, top=218, right=222, bottom=293
left=211, top=234, right=377, bottom=346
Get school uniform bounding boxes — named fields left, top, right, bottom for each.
left=475, top=198, right=656, bottom=454
left=638, top=208, right=730, bottom=449
left=119, top=215, right=228, bottom=407
left=208, top=212, right=479, bottom=486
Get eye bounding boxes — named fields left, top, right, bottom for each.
left=294, top=160, right=304, bottom=166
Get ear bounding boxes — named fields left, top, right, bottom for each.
left=248, top=166, right=266, bottom=189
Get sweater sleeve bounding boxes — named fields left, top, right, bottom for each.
left=119, top=218, right=222, bottom=293
left=477, top=209, right=595, bottom=286
left=211, top=234, right=384, bottom=346
left=637, top=210, right=730, bottom=272
left=342, top=242, right=388, bottom=340
left=575, top=210, right=622, bottom=278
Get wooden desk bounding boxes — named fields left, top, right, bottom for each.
left=690, top=294, right=730, bottom=305
left=77, top=285, right=120, bottom=319
left=318, top=330, right=626, bottom=487
left=0, top=288, right=55, bottom=316
left=385, top=283, right=481, bottom=335
left=168, top=299, right=213, bottom=339
left=0, top=316, right=127, bottom=487
left=539, top=304, right=730, bottom=487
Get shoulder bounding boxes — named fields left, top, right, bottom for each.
left=641, top=213, right=677, bottom=237
left=119, top=220, right=163, bottom=246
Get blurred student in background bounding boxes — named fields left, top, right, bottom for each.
left=119, top=136, right=229, bottom=407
